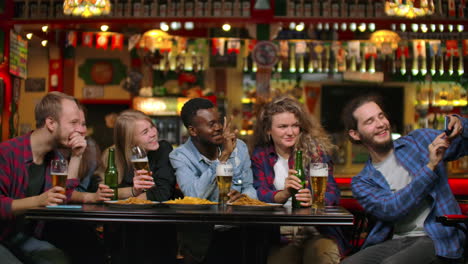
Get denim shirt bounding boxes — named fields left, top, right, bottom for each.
left=169, top=138, right=257, bottom=201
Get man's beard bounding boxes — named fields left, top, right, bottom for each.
left=360, top=131, right=394, bottom=155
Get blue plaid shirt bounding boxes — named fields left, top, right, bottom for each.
left=352, top=117, right=468, bottom=259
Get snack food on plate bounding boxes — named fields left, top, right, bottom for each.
left=165, top=196, right=217, bottom=205
left=115, top=197, right=153, bottom=204
left=231, top=195, right=270, bottom=206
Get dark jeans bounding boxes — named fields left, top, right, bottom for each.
left=180, top=224, right=278, bottom=264
left=2, top=232, right=69, bottom=264
left=106, top=223, right=178, bottom=264
left=43, top=221, right=105, bottom=264
left=340, top=236, right=463, bottom=264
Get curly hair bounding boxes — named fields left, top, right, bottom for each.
left=251, top=95, right=335, bottom=164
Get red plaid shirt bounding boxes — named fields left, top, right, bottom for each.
left=0, top=133, right=79, bottom=241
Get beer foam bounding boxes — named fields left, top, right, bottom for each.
left=216, top=163, right=233, bottom=176
left=309, top=168, right=328, bottom=177
left=132, top=158, right=148, bottom=162
left=52, top=172, right=67, bottom=176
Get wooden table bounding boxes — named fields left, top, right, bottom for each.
left=26, top=204, right=353, bottom=263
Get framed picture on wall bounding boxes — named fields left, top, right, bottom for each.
left=25, top=78, right=46, bottom=92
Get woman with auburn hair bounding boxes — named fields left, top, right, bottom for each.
left=102, top=109, right=177, bottom=263
left=251, top=96, right=348, bottom=264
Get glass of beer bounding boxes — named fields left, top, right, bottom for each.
left=131, top=146, right=151, bottom=192
left=131, top=146, right=150, bottom=171
left=51, top=159, right=68, bottom=195
left=216, top=161, right=233, bottom=207
left=309, top=163, right=328, bottom=209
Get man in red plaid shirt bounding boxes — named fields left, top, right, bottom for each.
left=0, top=92, right=87, bottom=263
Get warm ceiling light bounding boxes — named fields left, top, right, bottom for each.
left=358, top=23, right=366, bottom=32
left=26, top=33, right=33, bottom=40
left=439, top=24, right=444, bottom=32
left=333, top=23, right=339, bottom=31
left=160, top=22, right=169, bottom=31
left=315, top=22, right=321, bottom=31
left=63, top=0, right=111, bottom=17
left=289, top=22, right=296, bottom=30
left=100, top=25, right=109, bottom=32
left=341, top=23, right=347, bottom=31
left=420, top=24, right=428, bottom=33
left=222, top=24, right=231, bottom=32
left=295, top=22, right=305, bottom=32
left=370, top=30, right=401, bottom=49
left=400, top=23, right=406, bottom=32
left=170, top=22, right=181, bottom=30
left=385, top=0, right=435, bottom=19
left=41, top=40, right=48, bottom=47
left=184, top=22, right=194, bottom=30
left=42, top=25, right=48, bottom=32
left=448, top=24, right=454, bottom=32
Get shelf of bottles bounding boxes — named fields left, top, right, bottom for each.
left=413, top=80, right=468, bottom=174
left=277, top=0, right=467, bottom=21
left=243, top=42, right=466, bottom=83
left=13, top=0, right=252, bottom=19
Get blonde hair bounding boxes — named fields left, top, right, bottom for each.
left=113, top=110, right=154, bottom=181
left=252, top=95, right=335, bottom=164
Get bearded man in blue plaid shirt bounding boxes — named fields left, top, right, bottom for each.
left=340, top=95, right=467, bottom=264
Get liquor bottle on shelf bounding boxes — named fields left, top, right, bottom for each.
left=150, top=0, right=159, bottom=16
left=213, top=0, right=221, bottom=16
left=304, top=0, right=311, bottom=17
left=241, top=0, right=249, bottom=17
left=223, top=0, right=232, bottom=16
left=233, top=0, right=240, bottom=16
left=186, top=0, right=194, bottom=16
left=205, top=0, right=212, bottom=16
left=287, top=0, right=295, bottom=17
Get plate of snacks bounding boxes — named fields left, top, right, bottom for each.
left=228, top=195, right=283, bottom=210
left=163, top=196, right=218, bottom=210
left=104, top=197, right=159, bottom=209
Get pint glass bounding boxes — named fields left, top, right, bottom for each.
left=216, top=161, right=233, bottom=207
left=131, top=146, right=150, bottom=171
left=51, top=159, right=68, bottom=195
left=310, top=163, right=328, bottom=208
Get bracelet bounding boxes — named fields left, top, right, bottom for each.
left=131, top=187, right=136, bottom=197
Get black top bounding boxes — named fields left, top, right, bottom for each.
left=121, top=140, right=176, bottom=202
left=27, top=163, right=45, bottom=197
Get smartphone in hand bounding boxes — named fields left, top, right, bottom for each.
left=444, top=116, right=453, bottom=136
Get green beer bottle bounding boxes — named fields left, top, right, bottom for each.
left=105, top=148, right=119, bottom=200
left=292, top=150, right=306, bottom=209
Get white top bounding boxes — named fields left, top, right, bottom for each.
left=374, top=152, right=431, bottom=238
left=274, top=155, right=292, bottom=207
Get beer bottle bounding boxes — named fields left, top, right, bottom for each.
left=292, top=150, right=306, bottom=208
left=105, top=148, right=119, bottom=200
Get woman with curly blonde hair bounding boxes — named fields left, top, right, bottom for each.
left=251, top=95, right=348, bottom=264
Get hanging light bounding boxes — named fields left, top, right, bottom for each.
left=63, top=0, right=111, bottom=17
left=385, top=0, right=435, bottom=19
